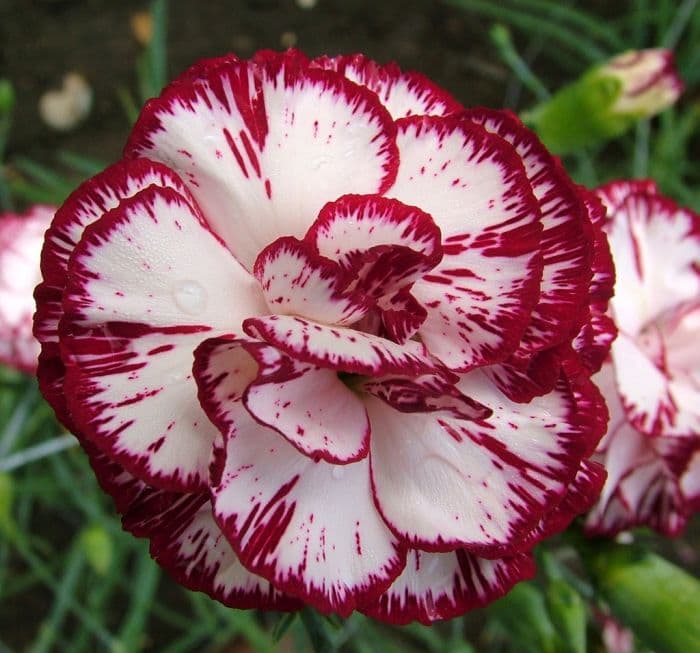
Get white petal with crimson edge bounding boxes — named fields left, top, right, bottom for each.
left=195, top=336, right=371, bottom=463
left=311, top=53, right=463, bottom=120
left=126, top=55, right=398, bottom=269
left=210, top=404, right=404, bottom=615
left=606, top=192, right=700, bottom=337
left=387, top=116, right=543, bottom=370
left=61, top=185, right=265, bottom=491
left=34, top=159, right=189, bottom=425
left=464, top=109, right=592, bottom=357
left=361, top=549, right=534, bottom=624
left=253, top=236, right=367, bottom=326
left=368, top=370, right=588, bottom=554
left=244, top=314, right=443, bottom=377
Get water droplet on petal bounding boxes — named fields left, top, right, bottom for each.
left=172, top=280, right=207, bottom=315
left=331, top=466, right=345, bottom=480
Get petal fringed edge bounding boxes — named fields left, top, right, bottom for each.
left=310, top=52, right=463, bottom=120
left=34, top=159, right=189, bottom=428
left=360, top=549, right=535, bottom=625
left=60, top=185, right=265, bottom=491
left=603, top=190, right=700, bottom=337
left=464, top=109, right=593, bottom=358
left=368, top=370, right=598, bottom=556
left=209, top=404, right=405, bottom=616
left=388, top=115, right=543, bottom=371
left=126, top=52, right=399, bottom=269
left=85, top=444, right=299, bottom=610
left=253, top=236, right=369, bottom=326
left=244, top=314, right=445, bottom=377
left=194, top=336, right=371, bottom=464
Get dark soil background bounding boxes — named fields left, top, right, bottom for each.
left=0, top=0, right=518, bottom=167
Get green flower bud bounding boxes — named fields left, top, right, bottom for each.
left=523, top=49, right=683, bottom=154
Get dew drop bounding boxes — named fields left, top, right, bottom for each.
left=172, top=280, right=207, bottom=315
left=331, top=466, right=345, bottom=480
left=311, top=155, right=331, bottom=171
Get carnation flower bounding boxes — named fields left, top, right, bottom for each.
left=34, top=50, right=610, bottom=623
left=0, top=205, right=54, bottom=373
left=586, top=180, right=700, bottom=536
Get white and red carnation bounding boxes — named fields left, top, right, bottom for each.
left=586, top=180, right=700, bottom=537
left=0, top=205, right=53, bottom=373
left=34, top=51, right=611, bottom=623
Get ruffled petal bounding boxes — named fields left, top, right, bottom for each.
left=368, top=370, right=593, bottom=555
left=194, top=336, right=370, bottom=464
left=0, top=205, right=53, bottom=373
left=209, top=404, right=405, bottom=615
left=126, top=53, right=399, bottom=269
left=253, top=236, right=368, bottom=325
left=86, top=444, right=298, bottom=610
left=243, top=314, right=444, bottom=376
left=34, top=159, right=187, bottom=426
left=60, top=185, right=265, bottom=491
left=603, top=189, right=700, bottom=337
left=464, top=109, right=593, bottom=356
left=387, top=115, right=543, bottom=370
left=610, top=332, right=677, bottom=435
left=308, top=193, right=442, bottom=277
left=360, top=549, right=535, bottom=625
left=310, top=53, right=463, bottom=120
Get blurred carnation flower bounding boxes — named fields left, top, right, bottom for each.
left=586, top=180, right=700, bottom=536
left=34, top=50, right=611, bottom=622
left=0, top=205, right=53, bottom=373
left=524, top=49, right=683, bottom=155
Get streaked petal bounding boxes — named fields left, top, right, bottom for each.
left=310, top=53, right=463, bottom=120
left=604, top=190, right=700, bottom=337
left=34, top=159, right=187, bottom=426
left=194, top=336, right=370, bottom=464
left=61, top=186, right=265, bottom=490
left=87, top=444, right=298, bottom=610
left=369, top=370, right=594, bottom=555
left=361, top=549, right=534, bottom=625
left=387, top=115, right=542, bottom=370
left=244, top=314, right=444, bottom=376
left=253, top=236, right=368, bottom=326
left=126, top=54, right=398, bottom=269
left=210, top=405, right=405, bottom=615
left=464, top=109, right=593, bottom=356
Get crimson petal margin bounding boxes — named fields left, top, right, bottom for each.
left=60, top=185, right=266, bottom=491
left=387, top=115, right=543, bottom=371
left=360, top=549, right=535, bottom=625
left=464, top=108, right=593, bottom=359
left=603, top=189, right=700, bottom=338
left=253, top=236, right=368, bottom=326
left=243, top=314, right=445, bottom=377
left=210, top=404, right=405, bottom=616
left=310, top=52, right=463, bottom=120
left=85, top=443, right=299, bottom=610
left=194, top=336, right=371, bottom=464
left=368, top=369, right=596, bottom=556
left=34, top=159, right=189, bottom=428
left=126, top=53, right=399, bottom=270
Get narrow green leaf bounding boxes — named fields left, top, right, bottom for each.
left=546, top=579, right=587, bottom=653
left=584, top=541, right=700, bottom=653
left=489, top=582, right=559, bottom=653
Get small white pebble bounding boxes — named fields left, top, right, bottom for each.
left=296, top=0, right=318, bottom=9
left=38, top=72, right=93, bottom=132
left=280, top=31, right=298, bottom=48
